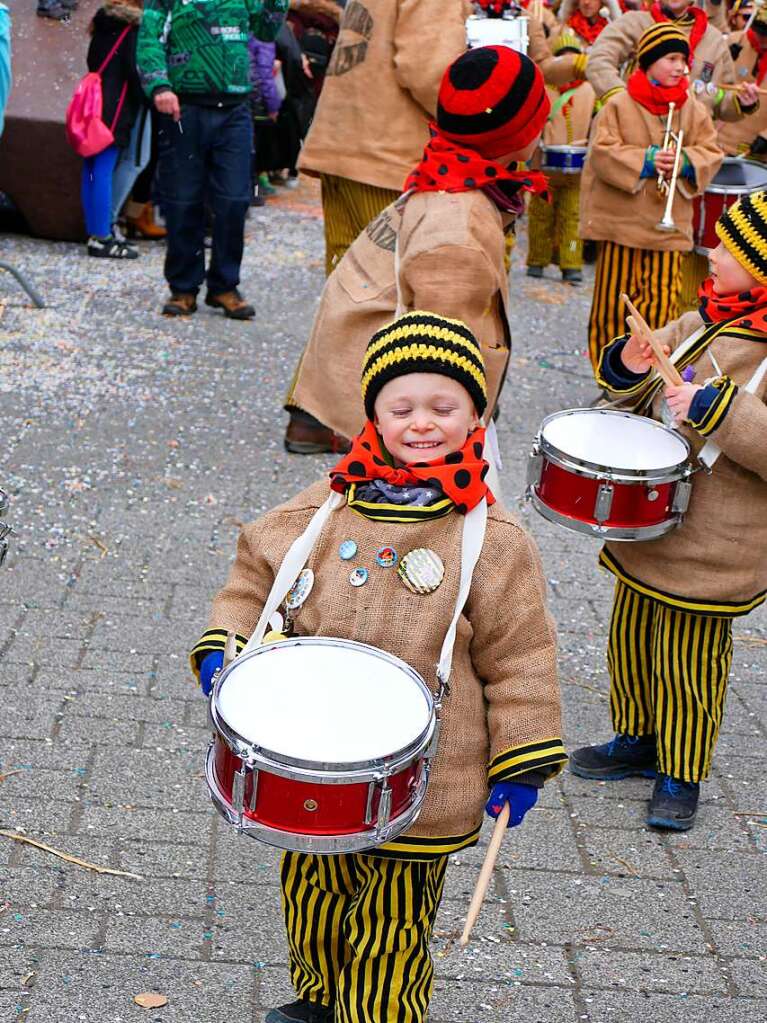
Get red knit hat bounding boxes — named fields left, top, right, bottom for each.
left=436, top=46, right=550, bottom=158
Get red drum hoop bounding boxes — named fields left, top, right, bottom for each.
left=692, top=157, right=767, bottom=255
left=206, top=637, right=437, bottom=854
left=527, top=409, right=693, bottom=541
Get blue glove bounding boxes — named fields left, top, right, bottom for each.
left=199, top=650, right=224, bottom=696
left=485, top=782, right=538, bottom=828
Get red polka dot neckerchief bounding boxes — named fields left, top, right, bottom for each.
left=330, top=420, right=496, bottom=514
left=403, top=124, right=549, bottom=202
left=698, top=277, right=767, bottom=330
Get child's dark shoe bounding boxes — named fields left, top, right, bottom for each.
left=569, top=734, right=656, bottom=780
left=526, top=265, right=544, bottom=278
left=265, top=1001, right=333, bottom=1023
left=647, top=775, right=699, bottom=831
left=561, top=268, right=583, bottom=286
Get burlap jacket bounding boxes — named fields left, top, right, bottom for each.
left=298, top=0, right=585, bottom=190
left=579, top=90, right=723, bottom=251
left=599, top=311, right=767, bottom=615
left=716, top=31, right=767, bottom=155
left=289, top=189, right=512, bottom=439
left=586, top=11, right=744, bottom=123
left=201, top=480, right=566, bottom=853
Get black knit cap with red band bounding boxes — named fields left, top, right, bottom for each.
left=436, top=45, right=550, bottom=158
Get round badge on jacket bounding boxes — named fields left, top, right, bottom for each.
left=398, top=549, right=444, bottom=595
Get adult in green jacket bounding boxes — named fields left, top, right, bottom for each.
left=137, top=0, right=288, bottom=319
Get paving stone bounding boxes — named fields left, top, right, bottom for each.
left=573, top=947, right=728, bottom=994
left=706, top=919, right=767, bottom=958
left=727, top=957, right=767, bottom=999
left=0, top=865, right=61, bottom=908
left=672, top=849, right=767, bottom=919
left=59, top=873, right=210, bottom=920
left=24, top=952, right=255, bottom=1023
left=0, top=908, right=99, bottom=951
left=580, top=826, right=673, bottom=880
left=430, top=979, right=579, bottom=1023
left=206, top=881, right=289, bottom=962
left=86, top=748, right=206, bottom=811
left=496, top=808, right=582, bottom=873
left=78, top=805, right=214, bottom=845
left=55, top=714, right=141, bottom=748
left=580, top=990, right=767, bottom=1023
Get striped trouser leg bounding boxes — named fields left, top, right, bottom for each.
left=629, top=247, right=682, bottom=331
left=336, top=854, right=449, bottom=1023
left=320, top=174, right=400, bottom=277
left=652, top=605, right=733, bottom=782
left=556, top=179, right=583, bottom=271
left=607, top=581, right=656, bottom=738
left=678, top=251, right=709, bottom=313
left=280, top=851, right=357, bottom=1007
left=588, top=240, right=634, bottom=372
left=526, top=193, right=554, bottom=268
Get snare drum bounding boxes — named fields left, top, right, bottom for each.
left=206, top=637, right=438, bottom=854
left=466, top=13, right=529, bottom=53
left=527, top=409, right=693, bottom=541
left=693, top=157, right=767, bottom=254
left=540, top=145, right=587, bottom=174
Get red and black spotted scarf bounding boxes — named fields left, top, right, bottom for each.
left=627, top=68, right=689, bottom=114
left=651, top=2, right=708, bottom=58
left=404, top=125, right=550, bottom=203
left=698, top=277, right=767, bottom=330
left=747, top=28, right=767, bottom=85
left=330, top=420, right=495, bottom=514
left=568, top=10, right=608, bottom=46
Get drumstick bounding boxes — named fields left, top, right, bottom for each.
left=460, top=803, right=510, bottom=946
left=223, top=631, right=237, bottom=668
left=719, top=83, right=767, bottom=96
left=621, top=293, right=683, bottom=386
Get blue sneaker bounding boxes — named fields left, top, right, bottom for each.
left=569, top=734, right=657, bottom=780
left=647, top=774, right=699, bottom=831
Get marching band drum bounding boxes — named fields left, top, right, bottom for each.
left=540, top=145, right=588, bottom=174
left=466, top=10, right=529, bottom=53
left=693, top=157, right=767, bottom=253
left=527, top=409, right=694, bottom=541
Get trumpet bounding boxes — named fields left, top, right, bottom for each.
left=656, top=127, right=684, bottom=233
left=657, top=101, right=676, bottom=195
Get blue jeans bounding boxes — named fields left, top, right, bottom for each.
left=81, top=145, right=119, bottom=238
left=111, top=111, right=152, bottom=224
left=156, top=102, right=253, bottom=296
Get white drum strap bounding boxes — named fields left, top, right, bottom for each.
left=241, top=491, right=489, bottom=697
left=698, top=357, right=767, bottom=470
left=243, top=491, right=344, bottom=654
left=436, top=498, right=488, bottom=693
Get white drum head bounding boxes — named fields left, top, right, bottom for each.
left=217, top=640, right=432, bottom=764
left=542, top=410, right=688, bottom=471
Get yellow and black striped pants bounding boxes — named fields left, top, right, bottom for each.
left=527, top=181, right=582, bottom=271
left=281, top=850, right=448, bottom=1022
left=588, top=241, right=682, bottom=373
left=320, top=173, right=400, bottom=277
left=608, top=580, right=733, bottom=782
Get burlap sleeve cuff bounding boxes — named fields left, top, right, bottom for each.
left=189, top=628, right=248, bottom=679
left=685, top=376, right=739, bottom=437
left=488, top=739, right=567, bottom=784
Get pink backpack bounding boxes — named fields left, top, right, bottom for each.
left=65, top=25, right=131, bottom=158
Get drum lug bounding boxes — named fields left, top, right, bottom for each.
left=376, top=782, right=393, bottom=834
left=526, top=443, right=542, bottom=494
left=594, top=482, right=614, bottom=523
left=249, top=767, right=259, bottom=812
left=232, top=766, right=246, bottom=822
left=672, top=479, right=692, bottom=514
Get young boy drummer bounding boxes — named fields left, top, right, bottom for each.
left=580, top=21, right=723, bottom=372
left=191, top=312, right=567, bottom=1023
left=571, top=190, right=767, bottom=831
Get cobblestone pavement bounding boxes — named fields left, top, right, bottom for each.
left=1, top=182, right=765, bottom=1023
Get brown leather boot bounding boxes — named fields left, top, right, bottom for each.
left=126, top=202, right=167, bottom=240
left=162, top=293, right=197, bottom=316
left=284, top=414, right=351, bottom=454
left=204, top=289, right=255, bottom=320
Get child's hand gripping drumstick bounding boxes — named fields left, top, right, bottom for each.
left=620, top=294, right=683, bottom=386
left=460, top=802, right=510, bottom=946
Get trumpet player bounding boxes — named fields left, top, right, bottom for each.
left=580, top=22, right=724, bottom=372
left=717, top=5, right=767, bottom=160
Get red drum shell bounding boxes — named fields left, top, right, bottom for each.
left=210, top=739, right=423, bottom=837
left=693, top=158, right=767, bottom=254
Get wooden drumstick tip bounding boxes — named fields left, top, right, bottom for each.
left=223, top=631, right=237, bottom=668
left=460, top=802, right=511, bottom=947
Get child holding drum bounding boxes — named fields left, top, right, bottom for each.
left=580, top=22, right=724, bottom=371
left=572, top=190, right=767, bottom=831
left=192, top=311, right=567, bottom=1023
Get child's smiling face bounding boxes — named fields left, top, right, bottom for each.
left=373, top=374, right=479, bottom=466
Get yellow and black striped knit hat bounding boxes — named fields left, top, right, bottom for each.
left=361, top=311, right=487, bottom=419
left=716, top=190, right=767, bottom=285
left=636, top=22, right=689, bottom=71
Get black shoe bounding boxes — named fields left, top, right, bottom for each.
left=37, top=5, right=70, bottom=20
left=583, top=240, right=597, bottom=264
left=562, top=268, right=583, bottom=286
left=87, top=235, right=138, bottom=259
left=526, top=265, right=544, bottom=278
left=569, top=734, right=657, bottom=781
left=265, top=1001, right=333, bottom=1023
left=647, top=774, right=699, bottom=831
